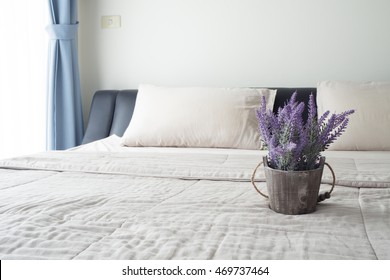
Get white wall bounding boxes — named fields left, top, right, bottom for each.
left=78, top=0, right=390, bottom=123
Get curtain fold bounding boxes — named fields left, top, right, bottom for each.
left=46, top=0, right=83, bottom=150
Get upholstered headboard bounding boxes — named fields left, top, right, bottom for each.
left=82, top=87, right=316, bottom=144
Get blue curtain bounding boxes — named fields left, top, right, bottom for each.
left=46, top=0, right=83, bottom=150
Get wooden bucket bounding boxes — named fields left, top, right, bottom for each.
left=251, top=156, right=336, bottom=215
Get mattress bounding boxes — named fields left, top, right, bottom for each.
left=0, top=136, right=389, bottom=259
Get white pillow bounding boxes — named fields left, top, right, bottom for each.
left=121, top=84, right=276, bottom=149
left=317, top=81, right=390, bottom=150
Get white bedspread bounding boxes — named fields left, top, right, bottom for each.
left=0, top=138, right=390, bottom=259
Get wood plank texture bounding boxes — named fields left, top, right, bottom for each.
left=264, top=156, right=325, bottom=215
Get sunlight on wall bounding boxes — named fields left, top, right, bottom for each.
left=0, top=1, right=47, bottom=159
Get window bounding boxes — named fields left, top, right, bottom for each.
left=0, top=1, right=47, bottom=159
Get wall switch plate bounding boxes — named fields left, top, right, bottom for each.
left=101, top=15, right=121, bottom=29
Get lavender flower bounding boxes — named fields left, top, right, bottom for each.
left=255, top=92, right=355, bottom=171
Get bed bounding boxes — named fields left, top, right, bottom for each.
left=1, top=83, right=389, bottom=260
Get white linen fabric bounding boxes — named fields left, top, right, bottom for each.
left=121, top=85, right=276, bottom=149
left=70, top=135, right=261, bottom=155
left=1, top=146, right=390, bottom=260
left=317, top=81, right=390, bottom=151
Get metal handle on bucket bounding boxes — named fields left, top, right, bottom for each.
left=250, top=161, right=269, bottom=199
left=250, top=161, right=336, bottom=202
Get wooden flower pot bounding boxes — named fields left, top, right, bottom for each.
left=251, top=156, right=335, bottom=215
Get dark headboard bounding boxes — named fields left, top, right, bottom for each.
left=82, top=87, right=316, bottom=144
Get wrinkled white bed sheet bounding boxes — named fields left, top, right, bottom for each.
left=0, top=136, right=389, bottom=259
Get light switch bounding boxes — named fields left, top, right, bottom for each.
left=101, top=15, right=121, bottom=29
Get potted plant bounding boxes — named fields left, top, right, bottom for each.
left=251, top=92, right=354, bottom=214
